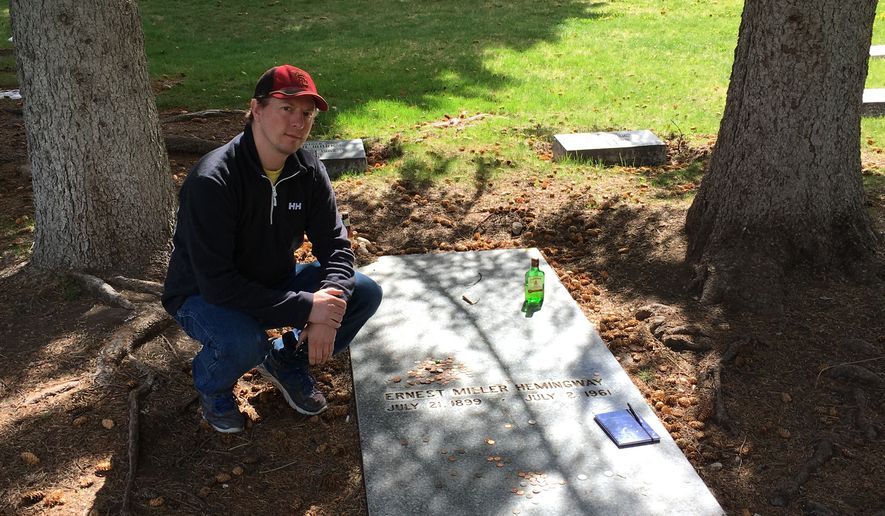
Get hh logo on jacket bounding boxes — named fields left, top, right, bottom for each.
left=288, top=202, right=302, bottom=211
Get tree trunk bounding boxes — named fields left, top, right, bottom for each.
left=685, top=0, right=881, bottom=312
left=10, top=0, right=174, bottom=271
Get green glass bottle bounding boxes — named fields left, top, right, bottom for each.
left=524, top=257, right=545, bottom=306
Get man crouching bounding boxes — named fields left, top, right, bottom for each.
left=163, top=65, right=382, bottom=432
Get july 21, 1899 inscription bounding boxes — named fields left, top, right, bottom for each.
left=350, top=249, right=724, bottom=516
left=383, top=377, right=612, bottom=412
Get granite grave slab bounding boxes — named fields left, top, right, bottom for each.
left=863, top=89, right=885, bottom=117
left=302, top=138, right=367, bottom=179
left=552, top=130, right=667, bottom=166
left=350, top=249, right=724, bottom=516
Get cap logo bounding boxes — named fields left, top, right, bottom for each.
left=293, top=72, right=309, bottom=88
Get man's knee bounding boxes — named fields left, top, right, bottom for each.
left=177, top=297, right=271, bottom=371
left=352, top=273, right=383, bottom=314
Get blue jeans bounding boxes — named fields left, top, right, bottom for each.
left=174, top=262, right=382, bottom=396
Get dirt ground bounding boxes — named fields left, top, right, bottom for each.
left=1, top=99, right=883, bottom=516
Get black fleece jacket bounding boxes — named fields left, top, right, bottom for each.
left=162, top=124, right=355, bottom=329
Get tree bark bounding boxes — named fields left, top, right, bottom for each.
left=10, top=0, right=175, bottom=271
left=686, top=0, right=881, bottom=311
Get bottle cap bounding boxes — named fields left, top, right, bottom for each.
left=531, top=257, right=539, bottom=267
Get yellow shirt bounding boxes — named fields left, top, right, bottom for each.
left=264, top=167, right=283, bottom=185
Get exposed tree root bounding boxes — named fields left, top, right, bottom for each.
left=121, top=366, right=155, bottom=516
left=162, top=109, right=245, bottom=123
left=708, top=365, right=731, bottom=433
left=22, top=379, right=81, bottom=406
left=803, top=500, right=839, bottom=516
left=160, top=334, right=185, bottom=370
left=661, top=334, right=713, bottom=352
left=164, top=135, right=222, bottom=155
left=689, top=252, right=785, bottom=315
left=106, top=275, right=164, bottom=297
left=720, top=336, right=753, bottom=364
left=634, top=303, right=713, bottom=352
left=769, top=439, right=834, bottom=507
left=825, top=363, right=883, bottom=386
left=70, top=272, right=135, bottom=310
left=94, top=306, right=172, bottom=385
left=701, top=337, right=754, bottom=433
left=853, top=388, right=879, bottom=441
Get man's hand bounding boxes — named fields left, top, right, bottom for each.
left=308, top=288, right=347, bottom=329
left=298, top=323, right=337, bottom=365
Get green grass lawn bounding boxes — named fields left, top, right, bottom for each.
left=2, top=1, right=885, bottom=174
left=139, top=0, right=744, bottom=185
left=0, top=3, right=14, bottom=88
left=862, top=10, right=885, bottom=150
left=138, top=0, right=742, bottom=139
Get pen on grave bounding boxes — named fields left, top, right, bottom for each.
left=627, top=403, right=655, bottom=441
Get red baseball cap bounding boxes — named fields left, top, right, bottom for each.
left=253, top=65, right=328, bottom=112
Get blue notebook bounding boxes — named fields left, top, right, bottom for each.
left=594, top=407, right=661, bottom=448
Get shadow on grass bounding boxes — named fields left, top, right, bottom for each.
left=643, top=160, right=705, bottom=200
left=142, top=0, right=612, bottom=128
left=399, top=152, right=456, bottom=191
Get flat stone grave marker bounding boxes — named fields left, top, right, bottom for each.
left=302, top=138, right=367, bottom=179
left=871, top=45, right=885, bottom=58
left=350, top=249, right=724, bottom=516
left=863, top=89, right=885, bottom=117
left=552, top=130, right=667, bottom=166
left=0, top=89, right=21, bottom=100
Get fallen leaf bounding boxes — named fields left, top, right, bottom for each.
left=101, top=419, right=115, bottom=429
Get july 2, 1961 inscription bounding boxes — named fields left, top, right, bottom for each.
left=383, top=377, right=613, bottom=412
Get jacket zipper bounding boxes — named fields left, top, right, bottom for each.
left=264, top=170, right=300, bottom=225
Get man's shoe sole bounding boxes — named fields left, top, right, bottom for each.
left=204, top=417, right=244, bottom=433
left=256, top=365, right=328, bottom=416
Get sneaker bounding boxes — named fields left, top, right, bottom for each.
left=256, top=356, right=328, bottom=416
left=199, top=391, right=245, bottom=433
